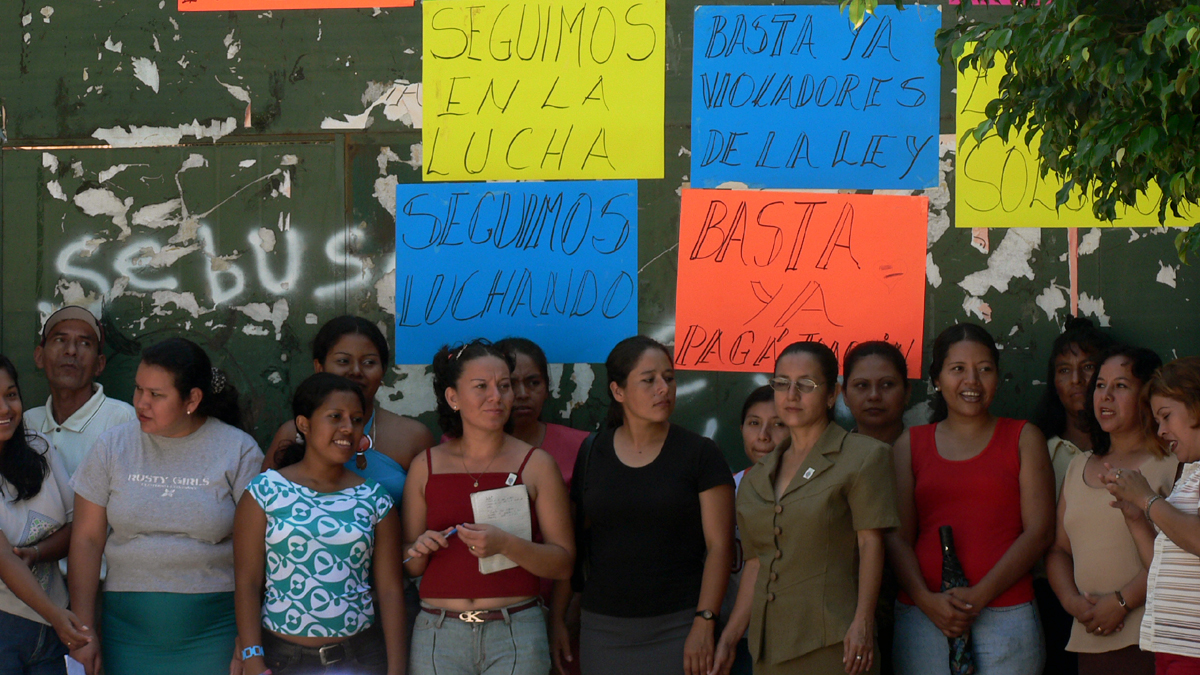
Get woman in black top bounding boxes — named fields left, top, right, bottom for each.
left=552, top=336, right=734, bottom=675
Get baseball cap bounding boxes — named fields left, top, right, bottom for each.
left=41, top=306, right=103, bottom=345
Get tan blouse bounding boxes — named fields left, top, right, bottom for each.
left=737, top=424, right=899, bottom=665
left=1061, top=450, right=1178, bottom=653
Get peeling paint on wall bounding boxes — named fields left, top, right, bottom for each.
left=562, top=364, right=595, bottom=419
left=93, top=118, right=238, bottom=147
left=958, top=229, right=1040, bottom=296
left=74, top=188, right=133, bottom=240
left=926, top=253, right=942, bottom=289
left=321, top=81, right=422, bottom=130
left=1035, top=284, right=1068, bottom=321
left=131, top=57, right=160, bottom=93
left=1157, top=262, right=1178, bottom=288
left=1078, top=292, right=1111, bottom=327
left=378, top=367, right=437, bottom=417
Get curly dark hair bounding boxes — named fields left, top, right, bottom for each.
left=432, top=340, right=515, bottom=438
left=0, top=356, right=50, bottom=502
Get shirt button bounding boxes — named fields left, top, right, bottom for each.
left=770, top=572, right=779, bottom=581
left=774, top=505, right=783, bottom=514
left=767, top=593, right=775, bottom=602
left=774, top=550, right=782, bottom=559
left=773, top=526, right=782, bottom=536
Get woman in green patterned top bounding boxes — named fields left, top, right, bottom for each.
left=234, top=373, right=406, bottom=675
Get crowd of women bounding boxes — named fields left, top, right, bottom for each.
left=0, top=311, right=1199, bottom=675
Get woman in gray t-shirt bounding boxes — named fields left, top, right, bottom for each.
left=69, top=338, right=262, bottom=675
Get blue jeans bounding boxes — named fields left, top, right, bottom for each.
left=0, top=610, right=68, bottom=675
left=893, top=601, right=1044, bottom=675
left=409, top=603, right=550, bottom=675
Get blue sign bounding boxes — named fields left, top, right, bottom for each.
left=394, top=181, right=638, bottom=364
left=691, top=5, right=941, bottom=190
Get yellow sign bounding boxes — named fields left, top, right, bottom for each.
left=422, top=0, right=665, bottom=182
left=956, top=51, right=1191, bottom=228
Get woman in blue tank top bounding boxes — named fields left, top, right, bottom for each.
left=263, top=316, right=434, bottom=501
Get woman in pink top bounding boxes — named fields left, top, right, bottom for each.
left=496, top=338, right=591, bottom=486
left=495, top=337, right=590, bottom=675
left=886, top=323, right=1055, bottom=675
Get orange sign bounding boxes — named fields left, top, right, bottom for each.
left=180, top=0, right=412, bottom=10
left=675, top=189, right=927, bottom=377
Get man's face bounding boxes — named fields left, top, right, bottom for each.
left=34, top=319, right=105, bottom=393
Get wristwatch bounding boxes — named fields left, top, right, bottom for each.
left=695, top=610, right=716, bottom=621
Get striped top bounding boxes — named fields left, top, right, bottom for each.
left=1142, top=464, right=1200, bottom=657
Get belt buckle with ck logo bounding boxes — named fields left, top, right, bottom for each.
left=459, top=610, right=484, bottom=623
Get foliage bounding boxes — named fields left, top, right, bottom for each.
left=840, top=0, right=903, bottom=29
left=934, top=0, right=1200, bottom=263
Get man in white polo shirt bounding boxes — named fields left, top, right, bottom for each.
left=24, top=306, right=135, bottom=476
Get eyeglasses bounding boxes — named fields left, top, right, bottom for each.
left=769, top=377, right=823, bottom=395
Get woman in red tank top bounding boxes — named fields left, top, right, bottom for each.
left=886, top=324, right=1056, bottom=675
left=402, top=340, right=574, bottom=675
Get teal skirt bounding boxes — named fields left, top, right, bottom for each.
left=102, top=591, right=236, bottom=675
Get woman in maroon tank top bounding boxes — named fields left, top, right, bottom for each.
left=886, top=323, right=1056, bottom=675
left=402, top=340, right=574, bottom=675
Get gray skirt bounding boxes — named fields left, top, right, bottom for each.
left=580, top=608, right=694, bottom=675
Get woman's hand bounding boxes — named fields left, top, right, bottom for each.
left=1079, top=593, right=1126, bottom=637
left=915, top=590, right=979, bottom=638
left=550, top=616, right=574, bottom=675
left=708, top=630, right=739, bottom=675
left=49, top=607, right=91, bottom=653
left=1064, top=591, right=1097, bottom=625
left=842, top=614, right=874, bottom=675
left=683, top=617, right=715, bottom=675
left=70, top=639, right=102, bottom=675
left=13, top=547, right=37, bottom=568
left=241, top=656, right=268, bottom=675
left=404, top=527, right=456, bottom=560
left=1102, top=465, right=1156, bottom=512
left=456, top=523, right=511, bottom=558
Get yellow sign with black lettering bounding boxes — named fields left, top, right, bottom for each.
left=422, top=0, right=665, bottom=181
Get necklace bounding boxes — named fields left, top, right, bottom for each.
left=461, top=450, right=501, bottom=488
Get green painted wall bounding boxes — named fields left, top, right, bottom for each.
left=2, top=1, right=1197, bottom=470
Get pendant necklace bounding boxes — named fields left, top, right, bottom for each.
left=462, top=450, right=500, bottom=488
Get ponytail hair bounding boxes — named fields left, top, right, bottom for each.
left=603, top=336, right=673, bottom=428
left=274, top=373, right=368, bottom=469
left=140, top=338, right=244, bottom=430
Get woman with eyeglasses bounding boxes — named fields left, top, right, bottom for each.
left=887, top=324, right=1055, bottom=675
left=713, top=342, right=898, bottom=675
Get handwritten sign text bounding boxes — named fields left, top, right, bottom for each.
left=422, top=0, right=665, bottom=181
left=691, top=5, right=940, bottom=190
left=395, top=181, right=638, bottom=363
left=675, top=189, right=927, bottom=375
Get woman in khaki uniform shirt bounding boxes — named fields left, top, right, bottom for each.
left=714, top=342, right=900, bottom=675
